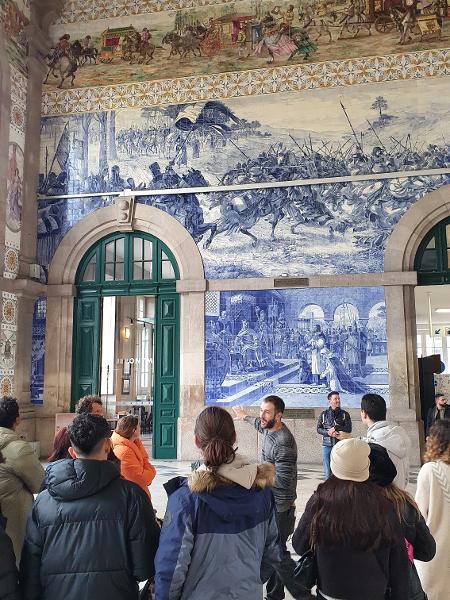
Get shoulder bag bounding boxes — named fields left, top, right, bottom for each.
left=293, top=548, right=317, bottom=590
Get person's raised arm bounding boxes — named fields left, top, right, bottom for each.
left=232, top=405, right=263, bottom=433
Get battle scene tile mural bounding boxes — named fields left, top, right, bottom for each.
left=204, top=286, right=389, bottom=408
left=46, top=0, right=449, bottom=90
left=37, top=76, right=450, bottom=278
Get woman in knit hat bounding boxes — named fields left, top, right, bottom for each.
left=369, top=443, right=435, bottom=600
left=292, top=438, right=409, bottom=600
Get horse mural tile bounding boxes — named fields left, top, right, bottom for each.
left=37, top=76, right=450, bottom=278
left=204, top=286, right=389, bottom=407
left=45, top=0, right=450, bottom=91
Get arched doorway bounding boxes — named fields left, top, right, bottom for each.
left=72, top=230, right=180, bottom=459
left=43, top=201, right=206, bottom=460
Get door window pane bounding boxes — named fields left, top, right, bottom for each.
left=134, top=238, right=143, bottom=261
left=115, top=262, right=124, bottom=281
left=105, top=241, right=115, bottom=263
left=133, top=263, right=142, bottom=280
left=420, top=249, right=437, bottom=271
left=144, top=240, right=152, bottom=260
left=105, top=262, right=114, bottom=281
left=143, top=262, right=152, bottom=279
left=161, top=260, right=175, bottom=279
left=83, top=256, right=96, bottom=282
left=115, top=238, right=124, bottom=261
left=426, top=237, right=436, bottom=250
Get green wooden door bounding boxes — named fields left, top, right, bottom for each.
left=72, top=232, right=180, bottom=457
left=153, top=294, right=180, bottom=459
left=71, top=297, right=101, bottom=410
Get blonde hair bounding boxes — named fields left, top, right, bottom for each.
left=424, top=420, right=450, bottom=465
left=380, top=483, right=420, bottom=522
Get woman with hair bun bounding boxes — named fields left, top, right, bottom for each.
left=155, top=406, right=281, bottom=600
left=415, top=419, right=450, bottom=600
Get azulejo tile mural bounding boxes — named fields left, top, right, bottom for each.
left=41, top=47, right=450, bottom=114
left=38, top=76, right=450, bottom=278
left=204, top=286, right=388, bottom=408
left=30, top=298, right=46, bottom=404
left=1, top=0, right=30, bottom=75
left=56, top=0, right=236, bottom=24
left=47, top=0, right=449, bottom=90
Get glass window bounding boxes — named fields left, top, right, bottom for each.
left=134, top=238, right=143, bottom=262
left=105, top=262, right=114, bottom=281
left=144, top=240, right=152, bottom=260
left=83, top=256, right=96, bottom=282
left=420, top=249, right=437, bottom=271
left=426, top=237, right=436, bottom=250
left=133, top=263, right=142, bottom=280
left=115, top=262, right=124, bottom=281
left=105, top=241, right=115, bottom=263
left=115, top=237, right=124, bottom=261
left=161, top=260, right=175, bottom=279
left=446, top=225, right=450, bottom=247
left=143, top=262, right=152, bottom=279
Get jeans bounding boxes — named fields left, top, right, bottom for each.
left=322, top=445, right=332, bottom=479
left=266, top=506, right=311, bottom=600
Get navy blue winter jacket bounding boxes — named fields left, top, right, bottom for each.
left=155, top=461, right=281, bottom=600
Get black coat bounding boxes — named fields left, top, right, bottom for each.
left=425, top=405, right=450, bottom=435
left=292, top=493, right=409, bottom=600
left=20, top=458, right=160, bottom=600
left=400, top=501, right=435, bottom=600
left=0, top=514, right=20, bottom=600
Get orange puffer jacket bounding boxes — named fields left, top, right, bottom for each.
left=111, top=432, right=156, bottom=498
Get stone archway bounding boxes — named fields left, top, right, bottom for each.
left=43, top=201, right=206, bottom=458
left=381, top=184, right=450, bottom=451
left=385, top=184, right=450, bottom=272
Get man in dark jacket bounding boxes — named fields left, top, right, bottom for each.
left=317, top=391, right=352, bottom=479
left=426, top=393, right=450, bottom=435
left=20, top=414, right=160, bottom=600
left=1, top=507, right=20, bottom=600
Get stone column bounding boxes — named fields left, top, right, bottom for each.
left=12, top=284, right=43, bottom=442
left=385, top=284, right=421, bottom=463
left=0, top=35, right=11, bottom=277
left=20, top=25, right=51, bottom=276
left=177, top=286, right=205, bottom=459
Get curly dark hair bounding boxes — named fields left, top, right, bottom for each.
left=68, top=414, right=111, bottom=456
left=75, top=395, right=103, bottom=415
left=0, top=396, right=19, bottom=429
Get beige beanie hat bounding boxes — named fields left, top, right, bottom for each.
left=330, top=438, right=370, bottom=482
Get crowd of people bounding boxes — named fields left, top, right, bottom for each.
left=0, top=392, right=449, bottom=600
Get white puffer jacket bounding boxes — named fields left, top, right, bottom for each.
left=365, top=420, right=411, bottom=489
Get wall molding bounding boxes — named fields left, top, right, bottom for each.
left=41, top=48, right=450, bottom=116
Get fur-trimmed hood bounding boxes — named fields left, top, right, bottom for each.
left=188, top=454, right=275, bottom=493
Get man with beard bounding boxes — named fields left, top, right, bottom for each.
left=233, top=396, right=309, bottom=600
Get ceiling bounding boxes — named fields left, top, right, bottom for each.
left=415, top=285, right=450, bottom=331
